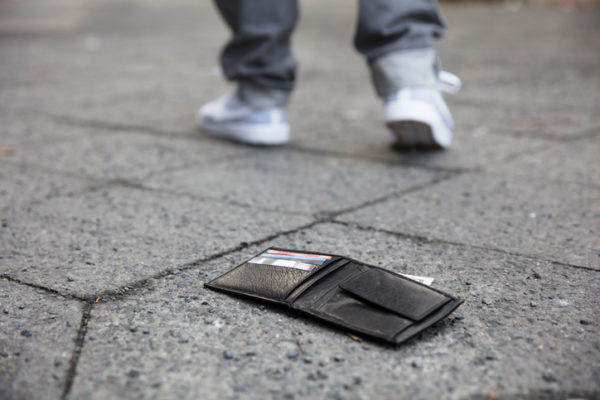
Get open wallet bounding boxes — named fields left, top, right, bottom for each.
left=205, top=248, right=463, bottom=346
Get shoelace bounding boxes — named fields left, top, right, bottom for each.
left=437, top=71, right=462, bottom=94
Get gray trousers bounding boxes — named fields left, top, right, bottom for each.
left=214, top=0, right=446, bottom=108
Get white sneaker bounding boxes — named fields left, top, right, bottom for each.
left=385, top=71, right=461, bottom=149
left=197, top=91, right=290, bottom=145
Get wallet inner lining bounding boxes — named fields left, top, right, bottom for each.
left=285, top=258, right=350, bottom=303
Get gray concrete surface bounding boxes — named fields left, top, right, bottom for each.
left=0, top=280, right=83, bottom=400
left=1, top=0, right=599, bottom=399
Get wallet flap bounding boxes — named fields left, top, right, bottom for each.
left=206, top=248, right=342, bottom=303
left=340, top=268, right=451, bottom=321
left=208, top=262, right=311, bottom=302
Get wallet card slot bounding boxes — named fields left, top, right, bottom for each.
left=339, top=268, right=451, bottom=321
left=284, top=258, right=351, bottom=304
left=207, top=262, right=312, bottom=302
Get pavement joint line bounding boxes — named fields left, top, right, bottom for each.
left=566, top=125, right=600, bottom=141
left=484, top=124, right=600, bottom=143
left=0, top=174, right=454, bottom=304
left=37, top=109, right=478, bottom=175
left=287, top=143, right=475, bottom=174
left=50, top=114, right=196, bottom=138
left=0, top=132, right=78, bottom=148
left=477, top=141, right=552, bottom=173
left=138, top=148, right=263, bottom=181
left=86, top=218, right=329, bottom=303
left=452, top=95, right=598, bottom=113
left=2, top=158, right=313, bottom=218
left=481, top=168, right=600, bottom=192
left=326, top=172, right=458, bottom=221
left=61, top=303, right=94, bottom=400
left=481, top=127, right=565, bottom=142
left=0, top=158, right=106, bottom=184
left=0, top=274, right=90, bottom=303
left=99, top=178, right=315, bottom=218
left=331, top=220, right=600, bottom=273
left=86, top=175, right=458, bottom=303
left=491, top=172, right=600, bottom=191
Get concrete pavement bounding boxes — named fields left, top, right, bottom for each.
left=1, top=0, right=599, bottom=399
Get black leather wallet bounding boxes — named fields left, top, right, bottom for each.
left=205, top=248, right=463, bottom=345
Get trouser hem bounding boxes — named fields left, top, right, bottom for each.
left=238, top=81, right=291, bottom=108
left=369, top=47, right=440, bottom=99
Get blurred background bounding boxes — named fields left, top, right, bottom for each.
left=1, top=0, right=598, bottom=165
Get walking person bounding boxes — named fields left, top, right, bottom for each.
left=197, top=0, right=461, bottom=149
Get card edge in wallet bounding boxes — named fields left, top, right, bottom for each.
left=204, top=247, right=345, bottom=305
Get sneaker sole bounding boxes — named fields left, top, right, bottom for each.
left=387, top=120, right=441, bottom=149
left=198, top=114, right=290, bottom=146
left=385, top=97, right=453, bottom=149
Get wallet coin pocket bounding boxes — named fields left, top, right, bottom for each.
left=339, top=268, right=451, bottom=321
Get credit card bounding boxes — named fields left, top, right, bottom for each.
left=266, top=249, right=332, bottom=260
left=399, top=273, right=434, bottom=286
left=248, top=256, right=316, bottom=272
left=262, top=251, right=330, bottom=265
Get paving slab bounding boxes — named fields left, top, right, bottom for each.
left=0, top=1, right=228, bottom=136
left=1, top=186, right=313, bottom=298
left=0, top=162, right=94, bottom=212
left=0, top=278, right=83, bottom=400
left=338, top=172, right=600, bottom=269
left=0, top=110, right=89, bottom=146
left=449, top=99, right=599, bottom=140
left=0, top=79, right=226, bottom=138
left=146, top=149, right=441, bottom=214
left=290, top=98, right=547, bottom=171
left=9, top=129, right=250, bottom=182
left=70, top=223, right=600, bottom=400
left=497, top=136, right=600, bottom=188
left=440, top=5, right=600, bottom=65
left=454, top=68, right=599, bottom=116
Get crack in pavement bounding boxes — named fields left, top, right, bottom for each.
left=331, top=220, right=600, bottom=273
left=0, top=274, right=89, bottom=303
left=61, top=303, right=93, bottom=400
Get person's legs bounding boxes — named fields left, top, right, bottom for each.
left=354, top=0, right=459, bottom=148
left=197, top=0, right=299, bottom=145
left=215, top=0, right=299, bottom=108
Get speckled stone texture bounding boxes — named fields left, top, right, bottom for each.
left=339, top=173, right=600, bottom=269
left=71, top=224, right=600, bottom=400
left=1, top=186, right=312, bottom=298
left=0, top=279, right=82, bottom=400
left=1, top=0, right=599, bottom=398
left=146, top=149, right=442, bottom=214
